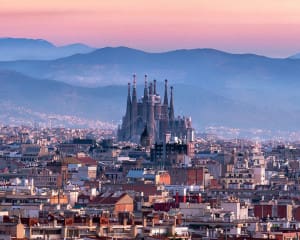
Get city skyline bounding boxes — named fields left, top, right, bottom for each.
left=0, top=2, right=300, bottom=239
left=1, top=0, right=300, bottom=57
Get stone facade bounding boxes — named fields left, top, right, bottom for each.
left=118, top=75, right=194, bottom=144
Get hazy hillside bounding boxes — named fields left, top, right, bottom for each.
left=0, top=70, right=124, bottom=120
left=1, top=46, right=300, bottom=130
left=0, top=38, right=95, bottom=60
left=0, top=47, right=300, bottom=89
left=1, top=70, right=300, bottom=130
left=289, top=53, right=300, bottom=59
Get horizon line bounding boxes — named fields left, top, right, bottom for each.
left=0, top=36, right=297, bottom=59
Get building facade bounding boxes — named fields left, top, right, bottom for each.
left=118, top=74, right=194, bottom=144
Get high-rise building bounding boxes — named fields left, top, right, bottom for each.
left=118, top=75, right=194, bottom=144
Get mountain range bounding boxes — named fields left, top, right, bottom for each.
left=2, top=46, right=300, bottom=88
left=1, top=38, right=300, bottom=132
left=0, top=70, right=268, bottom=130
left=0, top=38, right=94, bottom=61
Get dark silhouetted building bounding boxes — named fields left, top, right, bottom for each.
left=118, top=74, right=194, bottom=144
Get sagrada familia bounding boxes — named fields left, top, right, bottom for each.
left=117, top=74, right=194, bottom=144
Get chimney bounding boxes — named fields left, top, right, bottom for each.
left=143, top=217, right=147, bottom=227
left=183, top=189, right=186, bottom=203
left=175, top=191, right=179, bottom=205
left=198, top=193, right=202, bottom=203
left=123, top=218, right=128, bottom=226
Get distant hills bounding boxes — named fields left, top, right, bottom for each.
left=0, top=70, right=255, bottom=129
left=289, top=53, right=300, bottom=59
left=0, top=70, right=124, bottom=122
left=0, top=69, right=300, bottom=131
left=1, top=46, right=300, bottom=89
left=0, top=38, right=95, bottom=60
left=1, top=38, right=300, bottom=132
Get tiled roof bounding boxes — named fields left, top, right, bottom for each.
left=89, top=192, right=128, bottom=205
left=77, top=157, right=97, bottom=166
left=63, top=157, right=80, bottom=164
left=122, top=183, right=160, bottom=197
left=126, top=169, right=144, bottom=179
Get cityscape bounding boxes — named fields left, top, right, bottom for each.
left=1, top=1, right=300, bottom=239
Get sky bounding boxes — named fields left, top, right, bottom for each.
left=1, top=0, right=300, bottom=57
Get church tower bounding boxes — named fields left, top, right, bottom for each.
left=131, top=74, right=138, bottom=138
left=169, top=86, right=175, bottom=121
left=143, top=74, right=149, bottom=126
left=168, top=86, right=175, bottom=136
left=118, top=74, right=194, bottom=144
left=147, top=81, right=155, bottom=142
left=158, top=79, right=169, bottom=140
left=153, top=79, right=157, bottom=95
left=163, top=79, right=168, bottom=110
left=124, top=82, right=132, bottom=139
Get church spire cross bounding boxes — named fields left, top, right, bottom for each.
left=127, top=82, right=131, bottom=95
left=133, top=74, right=136, bottom=87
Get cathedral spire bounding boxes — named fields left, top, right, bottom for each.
left=169, top=86, right=175, bottom=121
left=163, top=79, right=168, bottom=105
left=126, top=82, right=131, bottom=113
left=127, top=82, right=131, bottom=103
left=143, top=74, right=148, bottom=101
left=131, top=74, right=138, bottom=137
left=133, top=73, right=136, bottom=86
left=124, top=82, right=132, bottom=139
left=132, top=74, right=137, bottom=102
left=149, top=82, right=153, bottom=95
left=153, top=79, right=157, bottom=95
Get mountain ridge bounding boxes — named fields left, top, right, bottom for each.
left=0, top=43, right=300, bottom=131
left=0, top=37, right=95, bottom=61
left=0, top=46, right=300, bottom=91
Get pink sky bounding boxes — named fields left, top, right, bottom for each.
left=1, top=0, right=300, bottom=57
